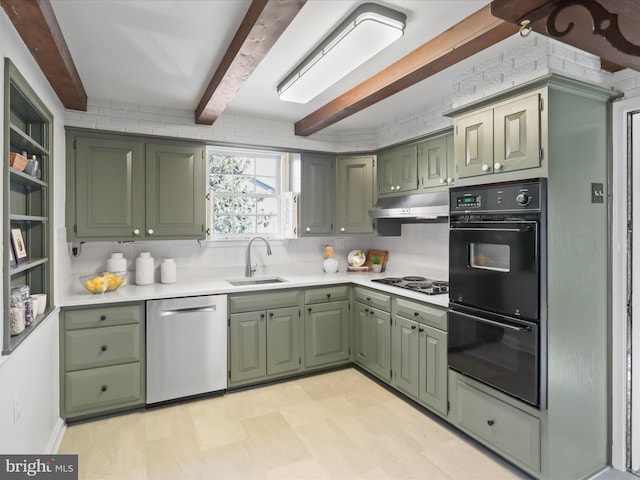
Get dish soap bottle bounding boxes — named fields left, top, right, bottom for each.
left=135, top=252, right=154, bottom=285
left=161, top=258, right=177, bottom=284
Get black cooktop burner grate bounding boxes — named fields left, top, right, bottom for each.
left=371, top=276, right=448, bottom=295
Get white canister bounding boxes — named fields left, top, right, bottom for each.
left=107, top=252, right=127, bottom=283
left=135, top=252, right=154, bottom=285
left=161, top=258, right=177, bottom=284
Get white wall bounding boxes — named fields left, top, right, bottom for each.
left=0, top=11, right=67, bottom=453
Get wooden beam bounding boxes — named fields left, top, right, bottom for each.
left=294, top=4, right=518, bottom=137
left=1, top=0, right=87, bottom=111
left=195, top=0, right=306, bottom=125
left=491, top=0, right=640, bottom=73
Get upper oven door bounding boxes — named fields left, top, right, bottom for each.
left=449, top=221, right=539, bottom=320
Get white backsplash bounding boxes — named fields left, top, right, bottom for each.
left=62, top=222, right=449, bottom=284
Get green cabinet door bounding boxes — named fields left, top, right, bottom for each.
left=74, top=136, right=145, bottom=238
left=229, top=311, right=266, bottom=383
left=392, top=316, right=419, bottom=398
left=455, top=109, right=494, bottom=178
left=266, top=306, right=301, bottom=376
left=378, top=144, right=417, bottom=196
left=300, top=153, right=334, bottom=235
left=145, top=143, right=206, bottom=239
left=418, top=325, right=447, bottom=415
left=493, top=94, right=541, bottom=173
left=304, top=300, right=349, bottom=367
left=354, top=302, right=391, bottom=381
left=336, top=155, right=375, bottom=234
left=418, top=134, right=455, bottom=189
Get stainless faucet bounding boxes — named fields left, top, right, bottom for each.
left=245, top=236, right=272, bottom=277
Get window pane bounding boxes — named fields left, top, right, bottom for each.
left=234, top=197, right=256, bottom=215
left=209, top=155, right=233, bottom=174
left=257, top=215, right=277, bottom=234
left=235, top=176, right=255, bottom=194
left=257, top=197, right=277, bottom=215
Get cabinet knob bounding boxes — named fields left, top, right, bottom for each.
left=326, top=293, right=331, bottom=299
left=306, top=227, right=311, bottom=232
left=133, top=229, right=140, bottom=235
left=307, top=308, right=312, bottom=313
left=147, top=228, right=154, bottom=235
left=99, top=315, right=106, bottom=321
left=446, top=177, right=453, bottom=184
left=482, top=164, right=490, bottom=172
left=101, top=385, right=108, bottom=393
left=487, top=419, right=495, bottom=426
left=439, top=178, right=445, bottom=184
left=411, top=325, right=417, bottom=330
left=494, top=162, right=502, bottom=171
left=260, top=313, right=265, bottom=319
left=366, top=297, right=371, bottom=302
left=390, top=186, right=396, bottom=191
left=419, top=327, right=424, bottom=332
left=396, top=185, right=401, bottom=190
left=269, top=312, right=274, bottom=318
left=340, top=227, right=345, bottom=232
left=100, top=345, right=107, bottom=352
left=414, top=312, right=419, bottom=317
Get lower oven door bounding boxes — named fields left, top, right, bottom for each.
left=449, top=220, right=540, bottom=320
left=448, top=307, right=540, bottom=407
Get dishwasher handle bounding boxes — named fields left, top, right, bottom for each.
left=160, top=305, right=217, bottom=316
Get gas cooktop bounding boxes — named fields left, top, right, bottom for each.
left=371, top=276, right=449, bottom=295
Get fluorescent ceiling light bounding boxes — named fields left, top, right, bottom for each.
left=277, top=3, right=406, bottom=104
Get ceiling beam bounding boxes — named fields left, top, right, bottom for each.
left=491, top=0, right=640, bottom=73
left=195, top=0, right=306, bottom=125
left=293, top=4, right=518, bottom=137
left=1, top=0, right=87, bottom=111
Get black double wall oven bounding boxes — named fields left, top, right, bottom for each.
left=448, top=178, right=547, bottom=408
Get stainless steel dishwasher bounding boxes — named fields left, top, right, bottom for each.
left=146, top=295, right=227, bottom=404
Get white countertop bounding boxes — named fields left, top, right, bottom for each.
left=61, top=267, right=449, bottom=309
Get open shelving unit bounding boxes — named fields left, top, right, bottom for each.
left=3, top=58, right=54, bottom=354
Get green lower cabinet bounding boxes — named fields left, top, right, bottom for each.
left=229, top=306, right=302, bottom=386
left=229, top=311, right=267, bottom=383
left=354, top=302, right=391, bottom=382
left=392, top=298, right=448, bottom=416
left=448, top=370, right=541, bottom=475
left=60, top=303, right=145, bottom=420
left=304, top=300, right=350, bottom=368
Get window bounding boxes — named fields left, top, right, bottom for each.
left=207, top=146, right=285, bottom=239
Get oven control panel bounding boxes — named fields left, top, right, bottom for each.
left=450, top=178, right=545, bottom=214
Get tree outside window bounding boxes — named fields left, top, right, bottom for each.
left=207, top=147, right=282, bottom=239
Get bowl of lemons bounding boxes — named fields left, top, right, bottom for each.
left=80, top=272, right=126, bottom=294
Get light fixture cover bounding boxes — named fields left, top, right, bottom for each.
left=278, top=3, right=406, bottom=104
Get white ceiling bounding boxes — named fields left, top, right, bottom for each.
left=49, top=0, right=521, bottom=133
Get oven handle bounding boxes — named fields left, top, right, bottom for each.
left=452, top=310, right=534, bottom=332
left=450, top=226, right=534, bottom=233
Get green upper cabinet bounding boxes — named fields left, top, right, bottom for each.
left=66, top=131, right=206, bottom=241
left=377, top=144, right=417, bottom=196
left=336, top=155, right=375, bottom=234
left=145, top=143, right=206, bottom=239
left=300, top=153, right=334, bottom=236
left=454, top=92, right=542, bottom=179
left=417, top=132, right=454, bottom=189
left=73, top=136, right=145, bottom=239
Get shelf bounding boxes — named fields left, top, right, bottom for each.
left=9, top=257, right=48, bottom=276
left=9, top=124, right=49, bottom=156
left=9, top=167, right=47, bottom=188
left=9, top=214, right=48, bottom=223
left=2, top=308, right=53, bottom=355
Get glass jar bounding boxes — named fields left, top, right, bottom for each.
left=10, top=287, right=25, bottom=335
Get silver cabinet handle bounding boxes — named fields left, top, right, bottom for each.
left=147, top=229, right=154, bottom=235
left=133, top=229, right=140, bottom=235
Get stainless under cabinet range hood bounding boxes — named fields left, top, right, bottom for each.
left=368, top=191, right=449, bottom=236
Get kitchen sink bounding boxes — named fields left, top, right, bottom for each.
left=227, top=277, right=286, bottom=286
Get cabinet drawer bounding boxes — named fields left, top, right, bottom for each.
left=65, top=324, right=141, bottom=371
left=305, top=285, right=350, bottom=304
left=229, top=290, right=300, bottom=313
left=354, top=287, right=391, bottom=312
left=454, top=379, right=541, bottom=472
left=393, top=297, right=447, bottom=331
left=64, top=304, right=142, bottom=330
left=65, top=363, right=142, bottom=415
